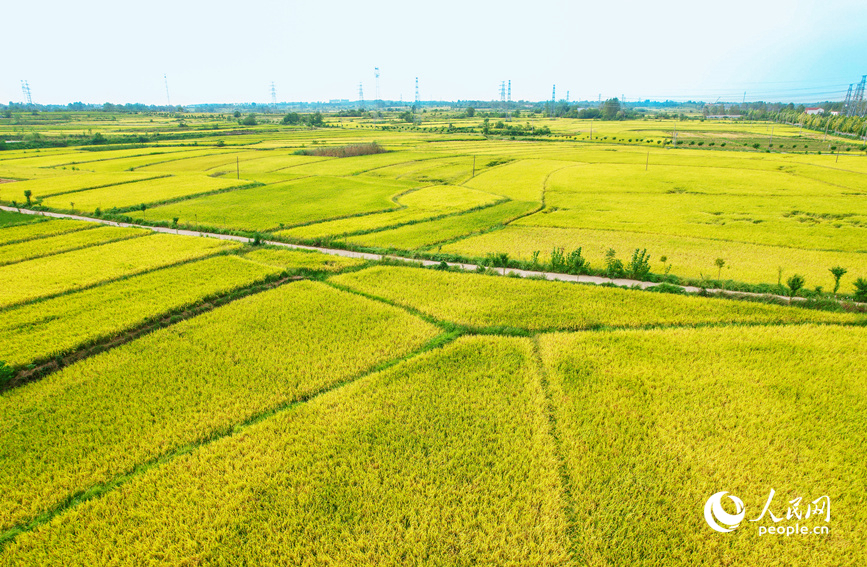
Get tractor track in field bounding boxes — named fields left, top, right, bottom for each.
left=2, top=204, right=865, bottom=308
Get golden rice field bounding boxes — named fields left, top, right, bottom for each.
left=0, top=112, right=864, bottom=565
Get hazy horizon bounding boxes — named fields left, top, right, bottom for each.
left=6, top=0, right=866, bottom=106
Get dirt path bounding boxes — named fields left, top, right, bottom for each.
left=2, top=204, right=861, bottom=306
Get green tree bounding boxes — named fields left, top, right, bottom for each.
left=714, top=258, right=725, bottom=280
left=786, top=274, right=805, bottom=303
left=24, top=190, right=32, bottom=206
left=605, top=248, right=625, bottom=278
left=602, top=98, right=621, bottom=120
left=0, top=361, right=13, bottom=388
left=628, top=248, right=651, bottom=279
left=240, top=113, right=257, bottom=126
left=829, top=266, right=847, bottom=294
left=282, top=112, right=300, bottom=125
left=854, top=277, right=867, bottom=303
left=466, top=107, right=475, bottom=117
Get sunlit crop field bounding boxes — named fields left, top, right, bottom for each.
left=1, top=111, right=865, bottom=565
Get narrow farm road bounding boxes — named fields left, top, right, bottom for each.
left=2, top=205, right=858, bottom=306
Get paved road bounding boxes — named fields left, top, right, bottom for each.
left=2, top=205, right=856, bottom=306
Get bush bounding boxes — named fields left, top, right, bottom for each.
left=627, top=248, right=651, bottom=279
left=605, top=248, right=625, bottom=278
left=854, top=277, right=867, bottom=303
left=0, top=361, right=12, bottom=388
left=566, top=248, right=587, bottom=275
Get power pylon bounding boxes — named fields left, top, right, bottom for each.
left=551, top=84, right=556, bottom=117
left=20, top=80, right=32, bottom=105
left=499, top=81, right=506, bottom=104
left=374, top=67, right=381, bottom=107
left=851, top=75, right=866, bottom=117
left=358, top=82, right=364, bottom=108
left=414, top=77, right=419, bottom=108
left=163, top=74, right=171, bottom=106
left=507, top=80, right=511, bottom=103
left=843, top=83, right=854, bottom=115
left=270, top=82, right=277, bottom=107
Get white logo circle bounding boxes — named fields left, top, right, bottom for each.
left=704, top=491, right=745, bottom=533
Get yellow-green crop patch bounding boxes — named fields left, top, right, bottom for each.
left=440, top=225, right=867, bottom=290
left=39, top=174, right=252, bottom=212
left=0, top=218, right=95, bottom=245
left=242, top=247, right=366, bottom=272
left=0, top=225, right=147, bottom=266
left=464, top=159, right=575, bottom=202
left=540, top=325, right=867, bottom=566
left=278, top=184, right=504, bottom=240
left=1, top=336, right=571, bottom=566
left=10, top=172, right=164, bottom=199
left=147, top=176, right=415, bottom=231
left=0, top=255, right=281, bottom=368
left=0, top=233, right=237, bottom=308
left=331, top=266, right=864, bottom=330
left=0, top=281, right=438, bottom=532
left=346, top=200, right=537, bottom=249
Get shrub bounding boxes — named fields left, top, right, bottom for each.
left=605, top=248, right=625, bottom=278
left=566, top=248, right=588, bottom=275
left=627, top=248, right=651, bottom=279
left=854, top=278, right=867, bottom=303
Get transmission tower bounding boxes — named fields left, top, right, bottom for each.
left=551, top=84, right=556, bottom=117
left=163, top=74, right=171, bottom=106
left=358, top=82, right=364, bottom=108
left=843, top=83, right=854, bottom=115
left=20, top=80, right=32, bottom=105
left=270, top=82, right=277, bottom=108
left=414, top=77, right=419, bottom=108
left=374, top=67, right=381, bottom=108
left=850, top=75, right=866, bottom=117
left=566, top=91, right=570, bottom=103
left=499, top=81, right=506, bottom=105
left=507, top=80, right=511, bottom=103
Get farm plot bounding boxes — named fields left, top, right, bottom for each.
left=0, top=226, right=147, bottom=266
left=0, top=233, right=238, bottom=308
left=331, top=266, right=864, bottom=330
left=0, top=255, right=281, bottom=368
left=0, top=281, right=439, bottom=532
left=1, top=336, right=571, bottom=567
left=345, top=200, right=537, bottom=250
left=148, top=176, right=415, bottom=231
left=463, top=159, right=576, bottom=202
left=9, top=172, right=164, bottom=199
left=278, top=184, right=504, bottom=240
left=242, top=247, right=366, bottom=273
left=540, top=325, right=867, bottom=566
left=39, top=174, right=253, bottom=212
left=0, top=218, right=94, bottom=245
left=440, top=225, right=867, bottom=290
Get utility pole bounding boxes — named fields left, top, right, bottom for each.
left=672, top=123, right=677, bottom=146
left=164, top=74, right=171, bottom=106
left=768, top=125, right=774, bottom=149
left=646, top=150, right=650, bottom=171
left=236, top=156, right=240, bottom=180
left=589, top=119, right=593, bottom=141
left=472, top=155, right=476, bottom=178
left=374, top=67, right=381, bottom=108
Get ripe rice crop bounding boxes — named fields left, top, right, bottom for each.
left=0, top=226, right=147, bottom=266
left=13, top=172, right=163, bottom=199
left=539, top=325, right=867, bottom=566
left=331, top=266, right=864, bottom=330
left=345, top=200, right=537, bottom=249
left=39, top=174, right=251, bottom=212
left=440, top=225, right=867, bottom=289
left=0, top=281, right=438, bottom=532
left=464, top=159, right=578, bottom=201
left=0, top=233, right=238, bottom=308
left=1, top=336, right=571, bottom=566
left=0, top=218, right=95, bottom=245
left=0, top=255, right=281, bottom=368
left=243, top=247, right=366, bottom=272
left=147, top=176, right=415, bottom=231
left=278, top=184, right=503, bottom=240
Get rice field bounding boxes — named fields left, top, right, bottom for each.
left=1, top=112, right=864, bottom=566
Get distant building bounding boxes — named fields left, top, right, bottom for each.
left=830, top=110, right=840, bottom=116
left=805, top=107, right=824, bottom=115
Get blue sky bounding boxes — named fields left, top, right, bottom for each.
left=4, top=0, right=866, bottom=105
